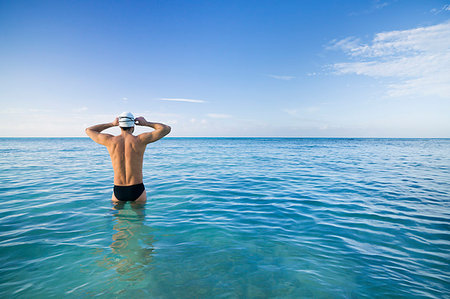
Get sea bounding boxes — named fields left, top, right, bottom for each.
left=0, top=137, right=449, bottom=298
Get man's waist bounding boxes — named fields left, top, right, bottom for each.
left=113, top=182, right=144, bottom=187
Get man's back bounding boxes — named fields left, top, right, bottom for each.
left=107, top=134, right=145, bottom=186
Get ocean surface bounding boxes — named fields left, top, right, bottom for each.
left=0, top=137, right=449, bottom=298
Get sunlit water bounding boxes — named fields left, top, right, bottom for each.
left=0, top=138, right=449, bottom=298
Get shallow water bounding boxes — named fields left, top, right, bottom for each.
left=0, top=138, right=449, bottom=298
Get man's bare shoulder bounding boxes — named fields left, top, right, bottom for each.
left=106, top=135, right=126, bottom=149
left=109, top=134, right=123, bottom=143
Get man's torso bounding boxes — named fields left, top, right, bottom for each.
left=107, top=134, right=146, bottom=186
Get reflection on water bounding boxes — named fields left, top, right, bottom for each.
left=97, top=202, right=155, bottom=284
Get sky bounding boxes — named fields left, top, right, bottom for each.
left=0, top=0, right=449, bottom=137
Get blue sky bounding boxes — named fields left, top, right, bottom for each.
left=1, top=0, right=449, bottom=137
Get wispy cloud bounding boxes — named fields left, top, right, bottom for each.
left=283, top=109, right=298, bottom=117
left=282, top=106, right=320, bottom=116
left=268, top=74, right=296, bottom=81
left=122, top=97, right=128, bottom=101
left=329, top=21, right=450, bottom=98
left=431, top=4, right=450, bottom=14
left=374, top=1, right=389, bottom=9
left=160, top=98, right=206, bottom=103
left=349, top=0, right=391, bottom=16
left=207, top=113, right=232, bottom=119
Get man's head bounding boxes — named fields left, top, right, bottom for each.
left=118, top=112, right=135, bottom=133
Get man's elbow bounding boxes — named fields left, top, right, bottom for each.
left=164, top=125, right=171, bottom=135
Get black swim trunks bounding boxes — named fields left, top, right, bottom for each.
left=113, top=183, right=145, bottom=201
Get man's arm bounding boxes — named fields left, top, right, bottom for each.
left=85, top=118, right=118, bottom=146
left=135, top=117, right=171, bottom=144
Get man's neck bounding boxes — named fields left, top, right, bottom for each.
left=120, top=130, right=134, bottom=136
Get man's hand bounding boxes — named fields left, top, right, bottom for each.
left=135, top=116, right=147, bottom=126
left=112, top=117, right=119, bottom=126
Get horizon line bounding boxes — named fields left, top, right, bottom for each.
left=1, top=136, right=449, bottom=139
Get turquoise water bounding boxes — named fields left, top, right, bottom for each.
left=0, top=138, right=449, bottom=298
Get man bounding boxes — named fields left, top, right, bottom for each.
left=85, top=112, right=171, bottom=204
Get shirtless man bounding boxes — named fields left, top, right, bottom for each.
left=85, top=112, right=171, bottom=204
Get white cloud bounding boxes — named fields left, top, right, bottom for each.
left=348, top=0, right=390, bottom=16
left=160, top=98, right=205, bottom=103
left=282, top=109, right=298, bottom=116
left=374, top=1, right=389, bottom=10
left=329, top=21, right=450, bottom=98
left=431, top=4, right=450, bottom=14
left=122, top=97, right=128, bottom=101
left=268, top=74, right=296, bottom=81
left=206, top=113, right=232, bottom=119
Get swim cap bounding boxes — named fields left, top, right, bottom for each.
left=118, top=111, right=135, bottom=128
